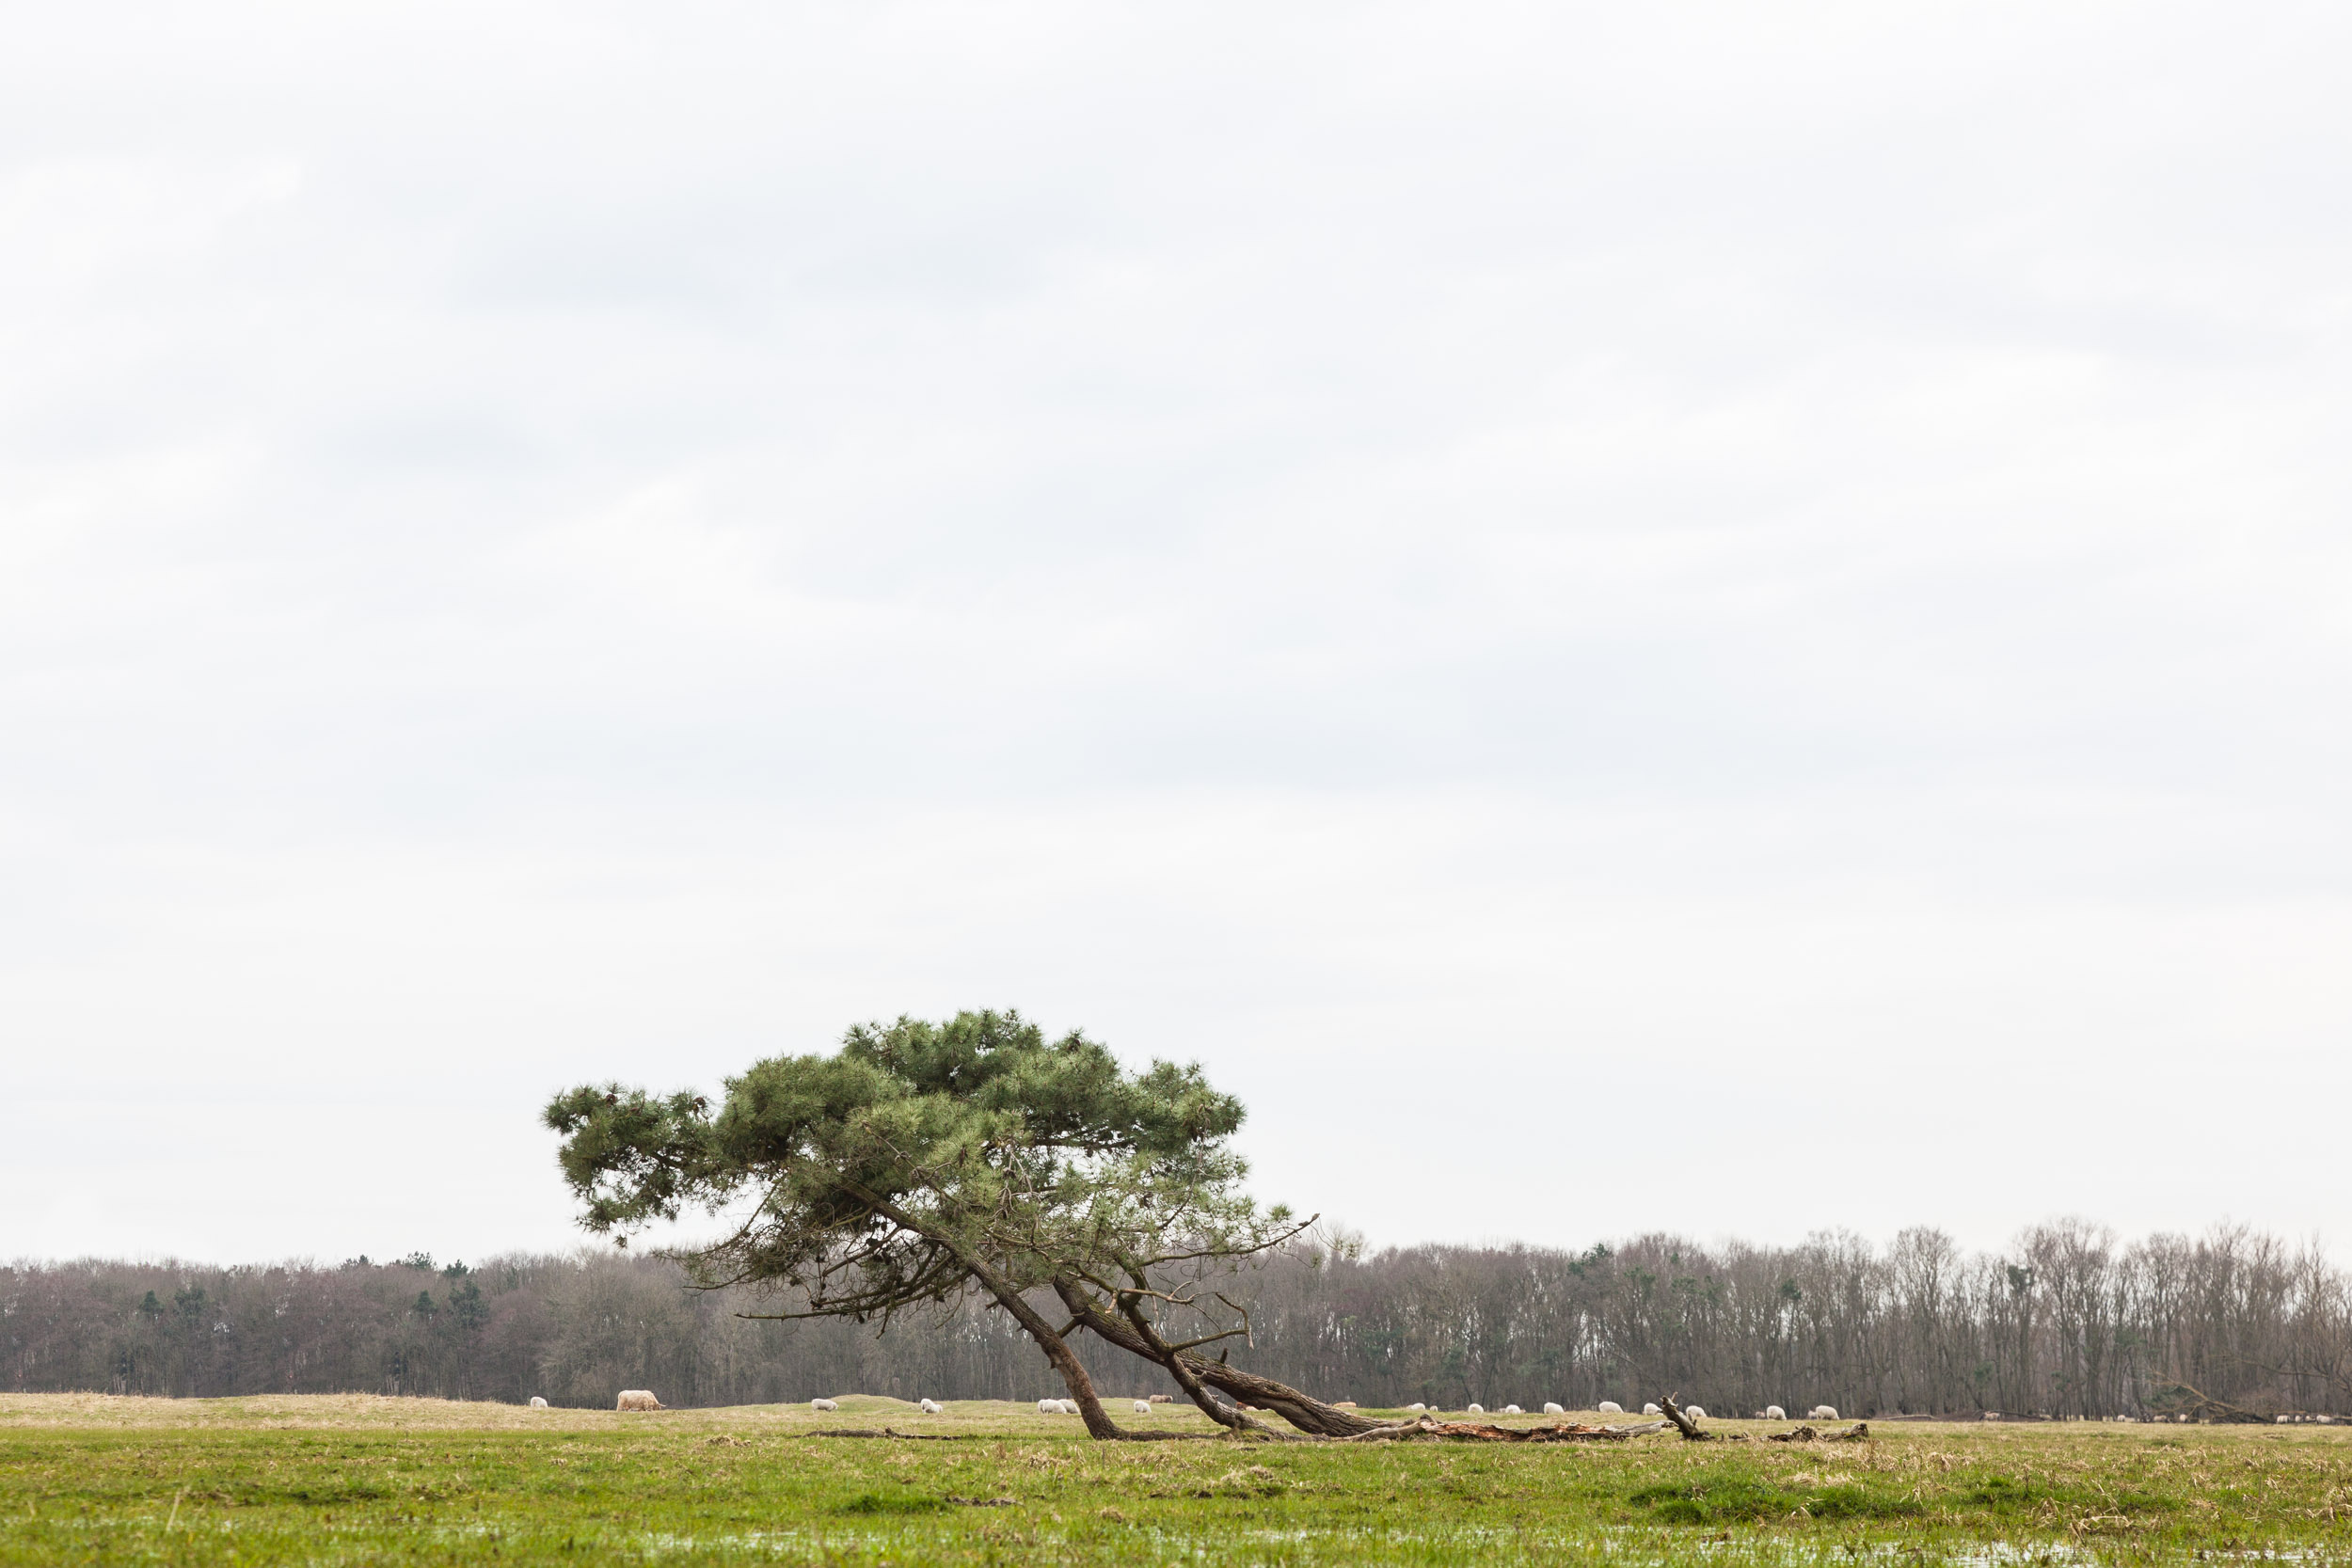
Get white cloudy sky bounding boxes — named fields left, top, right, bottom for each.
left=8, top=1, right=2351, bottom=1267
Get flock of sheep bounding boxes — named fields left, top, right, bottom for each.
left=1034, top=1397, right=1167, bottom=1415
left=1394, top=1400, right=1839, bottom=1422
left=582, top=1389, right=1842, bottom=1420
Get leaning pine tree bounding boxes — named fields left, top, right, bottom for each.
left=542, top=1009, right=1382, bottom=1438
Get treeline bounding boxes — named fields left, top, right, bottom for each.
left=4, top=1221, right=2345, bottom=1417
left=1236, top=1222, right=2351, bottom=1419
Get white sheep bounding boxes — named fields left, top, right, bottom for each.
left=1037, top=1398, right=1059, bottom=1414
left=1544, top=1402, right=1564, bottom=1415
left=1466, top=1402, right=1484, bottom=1414
left=919, top=1399, right=943, bottom=1414
left=811, top=1398, right=839, bottom=1413
left=1762, top=1404, right=1785, bottom=1420
left=1058, top=1399, right=1080, bottom=1415
left=1133, top=1400, right=1152, bottom=1415
left=1502, top=1404, right=1522, bottom=1415
left=616, top=1390, right=661, bottom=1412
left=528, top=1396, right=548, bottom=1409
left=1685, top=1405, right=1707, bottom=1420
left=1407, top=1402, right=1427, bottom=1411
left=1809, top=1404, right=1838, bottom=1421
left=1597, top=1401, right=1623, bottom=1414
left=1642, top=1402, right=1661, bottom=1416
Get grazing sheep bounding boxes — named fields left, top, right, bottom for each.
left=1544, top=1402, right=1564, bottom=1415
left=919, top=1399, right=943, bottom=1414
left=1809, top=1404, right=1838, bottom=1420
left=1467, top=1402, right=1485, bottom=1414
left=1332, top=1401, right=1358, bottom=1409
left=1502, top=1404, right=1523, bottom=1415
left=1762, top=1404, right=1785, bottom=1420
left=1642, top=1402, right=1661, bottom=1416
left=1059, top=1399, right=1081, bottom=1415
left=1597, top=1401, right=1623, bottom=1414
left=616, top=1390, right=661, bottom=1412
left=1038, top=1398, right=1060, bottom=1414
left=1149, top=1394, right=1172, bottom=1402
left=1407, top=1402, right=1427, bottom=1412
left=810, top=1398, right=839, bottom=1413
left=1685, top=1405, right=1707, bottom=1420
left=528, top=1397, right=548, bottom=1409
left=1133, top=1400, right=1152, bottom=1415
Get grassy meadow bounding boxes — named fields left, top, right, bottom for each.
left=3, top=1393, right=2350, bottom=1565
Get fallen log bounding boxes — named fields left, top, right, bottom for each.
left=1764, top=1422, right=1870, bottom=1443
left=1343, top=1417, right=1668, bottom=1444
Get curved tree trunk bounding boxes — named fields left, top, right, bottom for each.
left=848, top=1184, right=1362, bottom=1442
left=1054, top=1280, right=1386, bottom=1437
left=1113, top=1290, right=1275, bottom=1434
left=954, top=1268, right=1126, bottom=1437
left=851, top=1188, right=1127, bottom=1439
left=1019, top=1305, right=1122, bottom=1439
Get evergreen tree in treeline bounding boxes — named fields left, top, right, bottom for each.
left=4, top=1223, right=2349, bottom=1417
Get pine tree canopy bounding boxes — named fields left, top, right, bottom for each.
left=542, top=1010, right=1289, bottom=1328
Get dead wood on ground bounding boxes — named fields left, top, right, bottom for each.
left=1765, top=1422, right=1871, bottom=1443
left=808, top=1425, right=1225, bottom=1442
left=1659, top=1392, right=1715, bottom=1440
left=1342, top=1417, right=1668, bottom=1443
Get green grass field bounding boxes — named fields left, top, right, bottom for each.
left=4, top=1394, right=2349, bottom=1565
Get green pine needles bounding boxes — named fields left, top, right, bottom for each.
left=545, top=1011, right=1338, bottom=1438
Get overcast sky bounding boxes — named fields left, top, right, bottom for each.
left=8, top=1, right=2351, bottom=1268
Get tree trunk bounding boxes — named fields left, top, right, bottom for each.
left=1055, top=1280, right=1386, bottom=1436
left=1114, top=1291, right=1275, bottom=1434
left=967, top=1275, right=1127, bottom=1437
left=850, top=1189, right=1128, bottom=1439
